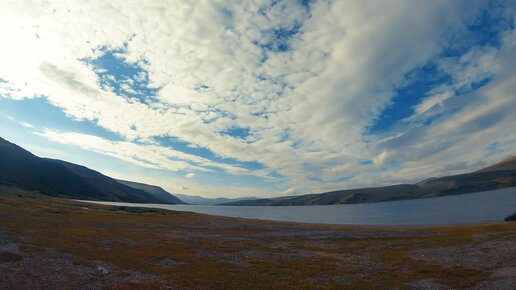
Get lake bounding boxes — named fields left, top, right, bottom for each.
left=84, top=187, right=516, bottom=226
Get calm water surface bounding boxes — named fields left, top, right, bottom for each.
left=84, top=187, right=516, bottom=226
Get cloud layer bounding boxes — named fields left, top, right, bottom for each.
left=1, top=0, right=515, bottom=196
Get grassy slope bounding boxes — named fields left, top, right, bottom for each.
left=225, top=171, right=516, bottom=206
left=1, top=187, right=515, bottom=289
left=226, top=184, right=421, bottom=206
left=116, top=179, right=185, bottom=204
left=478, top=155, right=516, bottom=172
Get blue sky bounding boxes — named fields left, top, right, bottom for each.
left=1, top=0, right=516, bottom=198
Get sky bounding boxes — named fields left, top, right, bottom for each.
left=1, top=0, right=516, bottom=198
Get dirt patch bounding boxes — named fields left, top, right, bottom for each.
left=408, top=240, right=516, bottom=270
left=152, top=257, right=186, bottom=266
left=0, top=241, right=169, bottom=289
left=491, top=267, right=516, bottom=278
left=469, top=279, right=516, bottom=290
left=409, top=279, right=451, bottom=290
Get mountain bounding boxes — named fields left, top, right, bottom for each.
left=3, top=135, right=514, bottom=206
left=477, top=155, right=516, bottom=172
left=116, top=179, right=184, bottom=204
left=415, top=170, right=516, bottom=197
left=223, top=184, right=421, bottom=206
left=223, top=156, right=516, bottom=206
left=0, top=137, right=181, bottom=204
left=173, top=193, right=256, bottom=205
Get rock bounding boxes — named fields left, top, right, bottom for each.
left=152, top=257, right=185, bottom=266
left=504, top=211, right=516, bottom=221
left=96, top=266, right=109, bottom=275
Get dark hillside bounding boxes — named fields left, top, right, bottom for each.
left=0, top=137, right=178, bottom=204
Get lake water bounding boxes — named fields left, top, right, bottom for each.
left=84, top=187, right=516, bottom=226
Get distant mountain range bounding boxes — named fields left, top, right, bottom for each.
left=173, top=193, right=257, bottom=205
left=2, top=136, right=515, bottom=207
left=0, top=137, right=183, bottom=204
left=223, top=156, right=516, bottom=206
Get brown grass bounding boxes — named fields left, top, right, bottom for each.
left=0, top=251, right=23, bottom=263
left=0, top=190, right=514, bottom=289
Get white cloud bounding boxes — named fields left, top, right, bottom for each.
left=280, top=188, right=297, bottom=196
left=0, top=0, right=515, bottom=196
left=373, top=151, right=391, bottom=167
left=19, top=122, right=35, bottom=129
left=413, top=91, right=453, bottom=117
left=186, top=173, right=196, bottom=178
left=35, top=129, right=253, bottom=175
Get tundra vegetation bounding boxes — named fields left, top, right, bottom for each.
left=0, top=187, right=515, bottom=289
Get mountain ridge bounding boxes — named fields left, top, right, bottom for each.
left=116, top=179, right=184, bottom=204
left=477, top=155, right=516, bottom=172
left=0, top=137, right=182, bottom=204
left=223, top=156, right=516, bottom=206
left=173, top=193, right=257, bottom=205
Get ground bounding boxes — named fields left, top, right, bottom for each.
left=0, top=188, right=515, bottom=289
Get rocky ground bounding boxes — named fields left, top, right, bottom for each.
left=0, top=190, right=515, bottom=289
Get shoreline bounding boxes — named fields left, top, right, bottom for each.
left=76, top=187, right=516, bottom=227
